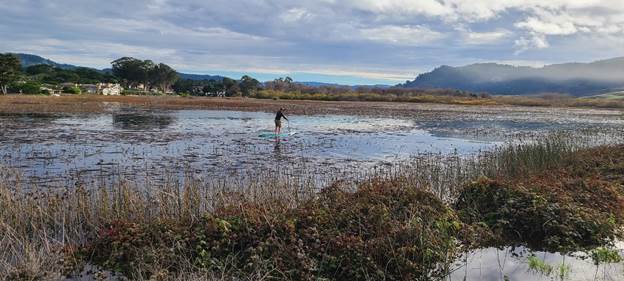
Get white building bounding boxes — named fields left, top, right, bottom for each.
left=98, top=83, right=123, bottom=95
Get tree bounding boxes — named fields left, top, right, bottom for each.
left=172, top=79, right=195, bottom=94
left=149, top=63, right=179, bottom=93
left=222, top=77, right=240, bottom=97
left=18, top=82, right=42, bottom=95
left=0, top=54, right=22, bottom=94
left=203, top=79, right=225, bottom=96
left=62, top=85, right=81, bottom=94
left=25, top=64, right=55, bottom=75
left=239, top=75, right=260, bottom=97
left=111, top=57, right=154, bottom=89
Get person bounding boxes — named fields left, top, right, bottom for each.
left=274, top=108, right=288, bottom=135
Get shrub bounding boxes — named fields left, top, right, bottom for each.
left=16, top=82, right=42, bottom=95
left=62, top=86, right=81, bottom=94
left=455, top=177, right=624, bottom=253
left=83, top=181, right=465, bottom=280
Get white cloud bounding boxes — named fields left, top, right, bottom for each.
left=1, top=0, right=623, bottom=84
left=359, top=25, right=445, bottom=46
left=347, top=0, right=451, bottom=17
left=514, top=34, right=549, bottom=54
left=279, top=8, right=313, bottom=23
left=515, top=17, right=578, bottom=35
left=463, top=29, right=511, bottom=45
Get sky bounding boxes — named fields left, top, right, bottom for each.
left=1, top=0, right=623, bottom=85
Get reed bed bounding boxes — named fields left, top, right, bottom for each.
left=1, top=132, right=623, bottom=279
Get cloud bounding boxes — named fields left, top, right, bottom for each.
left=359, top=25, right=445, bottom=46
left=0, top=0, right=622, bottom=84
left=514, top=34, right=550, bottom=54
left=462, top=29, right=511, bottom=45
left=345, top=0, right=452, bottom=17
left=279, top=8, right=313, bottom=23
left=515, top=17, right=578, bottom=35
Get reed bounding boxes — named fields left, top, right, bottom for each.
left=1, top=132, right=622, bottom=279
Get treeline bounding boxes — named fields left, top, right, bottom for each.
left=25, top=64, right=117, bottom=84
left=0, top=53, right=122, bottom=94
left=111, top=57, right=178, bottom=93
left=1, top=52, right=490, bottom=100
left=0, top=53, right=263, bottom=96
left=264, top=77, right=480, bottom=97
left=172, top=75, right=260, bottom=97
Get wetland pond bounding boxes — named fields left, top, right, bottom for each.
left=2, top=107, right=623, bottom=188
left=3, top=107, right=624, bottom=281
left=1, top=109, right=498, bottom=187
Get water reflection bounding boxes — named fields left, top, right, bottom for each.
left=450, top=246, right=624, bottom=281
left=112, top=112, right=175, bottom=130
left=2, top=108, right=623, bottom=188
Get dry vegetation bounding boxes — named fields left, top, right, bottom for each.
left=2, top=133, right=624, bottom=280
left=1, top=93, right=624, bottom=117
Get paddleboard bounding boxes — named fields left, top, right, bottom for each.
left=258, top=131, right=296, bottom=138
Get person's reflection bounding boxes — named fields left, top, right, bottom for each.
left=273, top=141, right=282, bottom=156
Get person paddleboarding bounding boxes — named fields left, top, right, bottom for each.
left=274, top=108, right=288, bottom=136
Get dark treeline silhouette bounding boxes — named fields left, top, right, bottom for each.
left=1, top=52, right=487, bottom=99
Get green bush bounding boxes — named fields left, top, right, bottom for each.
left=62, top=86, right=81, bottom=94
left=16, top=82, right=42, bottom=95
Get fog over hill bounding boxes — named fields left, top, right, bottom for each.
left=400, top=57, right=624, bottom=96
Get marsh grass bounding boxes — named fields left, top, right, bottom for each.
left=1, top=132, right=623, bottom=279
left=254, top=90, right=624, bottom=109
left=2, top=94, right=624, bottom=118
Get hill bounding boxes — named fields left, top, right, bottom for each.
left=14, top=53, right=78, bottom=70
left=178, top=73, right=224, bottom=81
left=399, top=58, right=624, bottom=96
left=12, top=53, right=227, bottom=81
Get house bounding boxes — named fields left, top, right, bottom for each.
left=98, top=83, right=123, bottom=95
left=80, top=84, right=98, bottom=94
left=39, top=86, right=61, bottom=95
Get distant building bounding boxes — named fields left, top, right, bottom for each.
left=80, top=84, right=98, bottom=94
left=39, top=86, right=61, bottom=95
left=71, top=83, right=123, bottom=95
left=98, top=83, right=123, bottom=95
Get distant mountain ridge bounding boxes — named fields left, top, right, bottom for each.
left=15, top=53, right=78, bottom=70
left=12, top=53, right=226, bottom=81
left=400, top=57, right=624, bottom=96
left=11, top=53, right=391, bottom=87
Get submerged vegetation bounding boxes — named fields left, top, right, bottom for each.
left=2, top=133, right=624, bottom=280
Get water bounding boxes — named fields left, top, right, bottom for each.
left=450, top=246, right=624, bottom=281
left=3, top=108, right=624, bottom=280
left=0, top=109, right=499, bottom=186
left=1, top=108, right=623, bottom=187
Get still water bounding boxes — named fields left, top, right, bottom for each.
left=0, top=109, right=499, bottom=186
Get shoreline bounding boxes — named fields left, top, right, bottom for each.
left=1, top=95, right=623, bottom=118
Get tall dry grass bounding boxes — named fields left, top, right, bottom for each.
left=0, top=132, right=622, bottom=279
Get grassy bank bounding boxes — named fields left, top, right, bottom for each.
left=2, top=93, right=624, bottom=118
left=2, top=136, right=624, bottom=280
left=253, top=90, right=624, bottom=109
